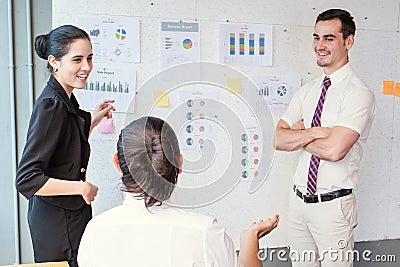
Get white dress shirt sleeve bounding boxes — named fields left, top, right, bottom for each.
left=281, top=87, right=305, bottom=127
left=203, top=218, right=237, bottom=267
left=334, top=87, right=376, bottom=137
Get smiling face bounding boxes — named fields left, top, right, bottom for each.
left=49, top=38, right=93, bottom=96
left=313, top=18, right=354, bottom=75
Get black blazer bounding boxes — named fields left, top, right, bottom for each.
left=16, top=75, right=91, bottom=210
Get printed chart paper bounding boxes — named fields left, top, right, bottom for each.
left=78, top=16, right=140, bottom=63
left=219, top=23, right=273, bottom=66
left=178, top=90, right=218, bottom=151
left=250, top=75, right=301, bottom=117
left=74, top=66, right=136, bottom=113
left=160, top=21, right=200, bottom=70
left=239, top=126, right=262, bottom=182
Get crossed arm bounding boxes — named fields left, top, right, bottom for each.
left=274, top=119, right=360, bottom=162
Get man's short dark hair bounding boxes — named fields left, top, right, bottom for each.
left=316, top=9, right=356, bottom=39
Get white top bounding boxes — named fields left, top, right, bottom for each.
left=281, top=63, right=376, bottom=192
left=78, top=194, right=236, bottom=267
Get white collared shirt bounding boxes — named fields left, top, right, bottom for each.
left=78, top=194, right=236, bottom=267
left=281, top=63, right=376, bottom=193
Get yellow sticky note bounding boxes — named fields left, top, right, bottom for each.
left=227, top=78, right=242, bottom=93
left=394, top=82, right=400, bottom=97
left=153, top=91, right=169, bottom=107
left=383, top=80, right=395, bottom=95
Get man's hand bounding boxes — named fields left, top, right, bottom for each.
left=309, top=126, right=331, bottom=140
left=291, top=120, right=305, bottom=130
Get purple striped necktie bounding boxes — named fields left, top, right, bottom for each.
left=307, top=76, right=331, bottom=195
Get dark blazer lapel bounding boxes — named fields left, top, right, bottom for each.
left=48, top=76, right=90, bottom=144
left=48, top=75, right=78, bottom=115
left=70, top=94, right=90, bottom=145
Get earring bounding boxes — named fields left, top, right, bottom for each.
left=54, top=68, right=58, bottom=72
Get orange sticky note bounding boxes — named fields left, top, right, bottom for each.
left=394, top=82, right=400, bottom=97
left=153, top=91, right=169, bottom=107
left=383, top=80, right=395, bottom=95
left=227, top=78, right=242, bottom=93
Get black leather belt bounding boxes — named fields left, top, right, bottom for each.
left=293, top=185, right=352, bottom=203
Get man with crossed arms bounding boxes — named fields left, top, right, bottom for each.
left=275, top=9, right=375, bottom=267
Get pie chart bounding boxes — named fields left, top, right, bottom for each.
left=182, top=38, right=193, bottom=49
left=186, top=138, right=193, bottom=146
left=115, top=28, right=127, bottom=40
left=186, top=112, right=193, bottom=120
left=277, top=85, right=287, bottom=96
left=186, top=125, right=193, bottom=133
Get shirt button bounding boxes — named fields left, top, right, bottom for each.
left=80, top=168, right=86, bottom=173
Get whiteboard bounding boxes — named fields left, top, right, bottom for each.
left=53, top=0, right=400, bottom=247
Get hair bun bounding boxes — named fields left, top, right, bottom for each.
left=34, top=34, right=48, bottom=59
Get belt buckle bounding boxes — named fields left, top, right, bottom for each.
left=303, top=194, right=318, bottom=203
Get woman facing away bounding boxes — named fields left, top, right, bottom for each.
left=16, top=25, right=115, bottom=267
left=78, top=116, right=279, bottom=267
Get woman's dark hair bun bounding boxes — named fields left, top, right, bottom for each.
left=34, top=34, right=48, bottom=60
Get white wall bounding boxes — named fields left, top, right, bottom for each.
left=52, top=0, right=400, bottom=248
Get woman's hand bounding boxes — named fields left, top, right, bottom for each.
left=245, top=214, right=280, bottom=239
left=90, top=99, right=116, bottom=132
left=81, top=181, right=99, bottom=204
left=239, top=214, right=279, bottom=267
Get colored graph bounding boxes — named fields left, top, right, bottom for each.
left=230, top=33, right=235, bottom=55
left=249, top=33, right=254, bottom=55
left=241, top=146, right=248, bottom=154
left=186, top=138, right=193, bottom=146
left=220, top=24, right=273, bottom=66
left=115, top=28, right=127, bottom=40
left=186, top=112, right=193, bottom=120
left=259, top=34, right=265, bottom=55
left=187, top=99, right=194, bottom=107
left=89, top=28, right=100, bottom=38
left=277, top=85, right=287, bottom=96
left=186, top=125, right=193, bottom=133
left=241, top=158, right=248, bottom=166
left=239, top=33, right=245, bottom=55
left=228, top=33, right=267, bottom=56
left=241, top=133, right=248, bottom=141
left=182, top=38, right=193, bottom=49
left=164, top=37, right=173, bottom=49
left=86, top=81, right=129, bottom=93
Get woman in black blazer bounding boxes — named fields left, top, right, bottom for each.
left=16, top=25, right=114, bottom=267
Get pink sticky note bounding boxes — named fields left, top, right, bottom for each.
left=97, top=117, right=114, bottom=133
